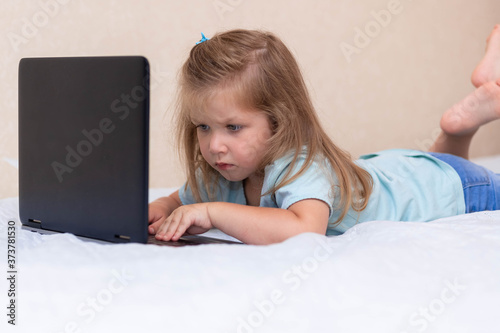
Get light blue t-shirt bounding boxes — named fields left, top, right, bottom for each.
left=179, top=149, right=465, bottom=235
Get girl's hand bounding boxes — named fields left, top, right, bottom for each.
left=148, top=201, right=170, bottom=230
left=148, top=191, right=183, bottom=235
left=154, top=203, right=213, bottom=242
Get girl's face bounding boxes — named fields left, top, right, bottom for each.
left=191, top=92, right=273, bottom=184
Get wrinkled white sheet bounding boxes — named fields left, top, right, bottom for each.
left=1, top=192, right=500, bottom=333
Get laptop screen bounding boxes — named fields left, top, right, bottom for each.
left=19, top=56, right=150, bottom=243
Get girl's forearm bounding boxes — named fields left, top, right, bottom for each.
left=206, top=202, right=322, bottom=245
left=152, top=190, right=182, bottom=214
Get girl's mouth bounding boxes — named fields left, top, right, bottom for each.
left=215, top=162, right=233, bottom=171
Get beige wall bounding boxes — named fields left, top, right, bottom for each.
left=1, top=0, right=499, bottom=199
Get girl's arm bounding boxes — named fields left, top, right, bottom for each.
left=154, top=199, right=330, bottom=245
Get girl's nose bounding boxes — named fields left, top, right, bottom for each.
left=208, top=133, right=227, bottom=154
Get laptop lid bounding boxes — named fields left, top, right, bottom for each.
left=19, top=56, right=150, bottom=243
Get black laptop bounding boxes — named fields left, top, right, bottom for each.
left=18, top=56, right=240, bottom=246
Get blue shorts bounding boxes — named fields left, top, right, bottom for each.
left=428, top=152, right=500, bottom=213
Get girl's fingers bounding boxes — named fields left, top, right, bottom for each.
left=156, top=211, right=187, bottom=241
left=154, top=205, right=209, bottom=241
left=155, top=216, right=175, bottom=240
left=165, top=215, right=183, bottom=240
left=148, top=219, right=165, bottom=234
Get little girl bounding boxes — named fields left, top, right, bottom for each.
left=148, top=26, right=500, bottom=245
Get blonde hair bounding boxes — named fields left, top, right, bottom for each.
left=176, top=29, right=373, bottom=225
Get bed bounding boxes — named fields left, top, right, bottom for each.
left=1, top=183, right=499, bottom=333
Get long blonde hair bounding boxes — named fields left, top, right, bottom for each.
left=176, top=29, right=373, bottom=225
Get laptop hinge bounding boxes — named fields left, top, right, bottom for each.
left=115, top=234, right=131, bottom=241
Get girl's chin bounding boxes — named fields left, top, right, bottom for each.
left=217, top=171, right=247, bottom=182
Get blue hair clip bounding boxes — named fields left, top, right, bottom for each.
left=196, top=32, right=210, bottom=45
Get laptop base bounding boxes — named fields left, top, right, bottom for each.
left=22, top=224, right=241, bottom=247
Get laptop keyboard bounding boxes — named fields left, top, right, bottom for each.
left=147, top=234, right=241, bottom=246
left=147, top=235, right=202, bottom=247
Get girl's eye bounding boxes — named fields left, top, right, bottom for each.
left=196, top=124, right=209, bottom=131
left=227, top=124, right=242, bottom=131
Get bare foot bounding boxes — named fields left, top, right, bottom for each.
left=471, top=24, right=500, bottom=87
left=440, top=80, right=500, bottom=136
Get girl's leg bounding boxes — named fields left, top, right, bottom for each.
left=429, top=132, right=475, bottom=160
left=428, top=25, right=500, bottom=212
left=471, top=24, right=500, bottom=87
left=429, top=79, right=500, bottom=159
left=430, top=25, right=500, bottom=159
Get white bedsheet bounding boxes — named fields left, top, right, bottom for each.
left=1, top=192, right=500, bottom=333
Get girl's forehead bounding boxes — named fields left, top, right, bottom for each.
left=190, top=89, right=256, bottom=120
